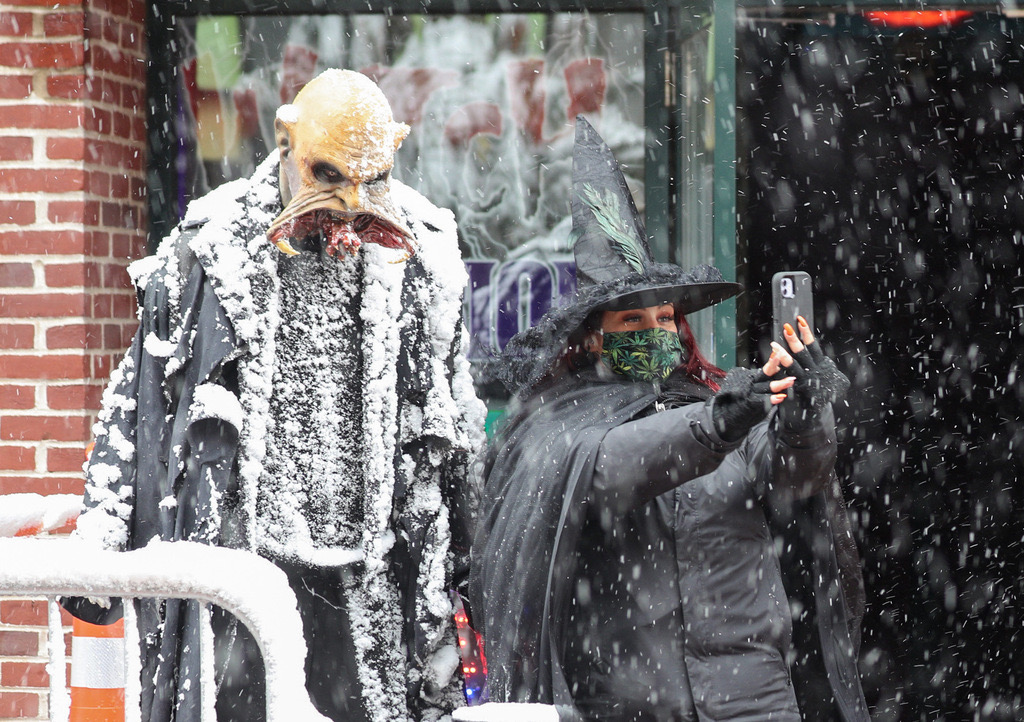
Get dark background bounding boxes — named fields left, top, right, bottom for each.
left=738, top=13, right=1024, bottom=720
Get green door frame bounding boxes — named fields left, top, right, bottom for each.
left=712, top=0, right=737, bottom=368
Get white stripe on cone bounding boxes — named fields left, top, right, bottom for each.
left=70, top=636, right=126, bottom=689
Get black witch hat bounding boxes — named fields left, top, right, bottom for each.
left=499, top=117, right=741, bottom=394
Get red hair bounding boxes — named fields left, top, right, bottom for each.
left=676, top=314, right=725, bottom=391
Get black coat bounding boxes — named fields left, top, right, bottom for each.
left=469, top=369, right=867, bottom=721
left=72, top=153, right=484, bottom=722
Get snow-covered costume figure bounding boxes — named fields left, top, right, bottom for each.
left=71, top=70, right=486, bottom=722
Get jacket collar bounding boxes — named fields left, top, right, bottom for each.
left=182, top=151, right=282, bottom=349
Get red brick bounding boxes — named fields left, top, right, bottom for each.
left=0, top=599, right=47, bottom=625
left=0, top=324, right=34, bottom=349
left=0, top=661, right=48, bottom=688
left=95, top=13, right=119, bottom=44
left=130, top=177, right=146, bottom=203
left=0, top=386, right=35, bottom=409
left=131, top=115, right=145, bottom=143
left=0, top=630, right=39, bottom=656
left=44, top=262, right=100, bottom=288
left=0, top=476, right=85, bottom=496
left=0, top=169, right=85, bottom=195
left=0, top=74, right=32, bottom=98
left=93, top=353, right=114, bottom=378
left=86, top=169, right=109, bottom=196
left=100, top=265, right=130, bottom=291
left=0, top=199, right=35, bottom=225
left=0, top=292, right=87, bottom=318
left=0, top=136, right=33, bottom=162
left=113, top=232, right=150, bottom=260
left=122, top=321, right=138, bottom=346
left=0, top=104, right=84, bottom=131
left=103, top=323, right=121, bottom=348
left=1, top=415, right=91, bottom=442
left=85, top=106, right=111, bottom=135
left=46, top=73, right=84, bottom=99
left=92, top=292, right=138, bottom=320
left=0, top=445, right=35, bottom=470
left=1, top=355, right=89, bottom=380
left=91, top=292, right=110, bottom=317
left=121, top=24, right=142, bottom=52
left=44, top=11, right=84, bottom=36
left=0, top=262, right=34, bottom=287
left=112, top=110, right=130, bottom=138
left=90, top=44, right=143, bottom=77
left=49, top=199, right=100, bottom=225
left=89, top=75, right=120, bottom=105
left=47, top=444, right=91, bottom=471
left=0, top=41, right=83, bottom=68
left=102, top=201, right=136, bottom=229
left=47, top=384, right=103, bottom=411
left=0, top=12, right=33, bottom=36
left=0, top=228, right=86, bottom=254
left=46, top=323, right=102, bottom=349
left=111, top=292, right=134, bottom=318
left=0, top=690, right=40, bottom=718
left=85, top=230, right=109, bottom=256
left=46, top=136, right=85, bottom=161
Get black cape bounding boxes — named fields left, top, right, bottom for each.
left=469, top=370, right=867, bottom=720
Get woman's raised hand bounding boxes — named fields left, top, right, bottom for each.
left=769, top=315, right=850, bottom=426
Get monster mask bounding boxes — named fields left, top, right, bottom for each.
left=267, top=69, right=414, bottom=258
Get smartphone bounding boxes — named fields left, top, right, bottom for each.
left=772, top=271, right=814, bottom=344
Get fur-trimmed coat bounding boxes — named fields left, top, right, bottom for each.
left=75, top=153, right=485, bottom=722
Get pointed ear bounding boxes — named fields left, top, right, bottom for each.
left=274, top=116, right=293, bottom=158
left=274, top=117, right=295, bottom=206
left=392, top=122, right=410, bottom=152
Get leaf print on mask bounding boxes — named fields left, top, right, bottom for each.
left=601, top=328, right=684, bottom=382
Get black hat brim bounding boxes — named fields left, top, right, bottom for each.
left=598, top=281, right=742, bottom=314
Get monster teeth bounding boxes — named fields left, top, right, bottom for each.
left=274, top=238, right=300, bottom=256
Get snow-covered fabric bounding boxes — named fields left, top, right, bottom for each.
left=76, top=152, right=486, bottom=722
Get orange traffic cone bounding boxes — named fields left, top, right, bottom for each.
left=69, top=617, right=126, bottom=721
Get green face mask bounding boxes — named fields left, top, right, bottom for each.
left=600, top=327, right=684, bottom=382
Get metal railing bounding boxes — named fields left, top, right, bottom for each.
left=0, top=537, right=329, bottom=722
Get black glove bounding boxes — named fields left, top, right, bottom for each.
left=779, top=341, right=850, bottom=431
left=711, top=368, right=775, bottom=442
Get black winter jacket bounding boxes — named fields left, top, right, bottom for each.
left=469, top=369, right=867, bottom=721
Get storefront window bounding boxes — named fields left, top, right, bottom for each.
left=164, top=12, right=646, bottom=367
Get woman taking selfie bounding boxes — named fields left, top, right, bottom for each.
left=467, top=119, right=868, bottom=722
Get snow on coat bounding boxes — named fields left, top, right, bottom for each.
left=76, top=152, right=486, bottom=722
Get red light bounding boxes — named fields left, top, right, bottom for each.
left=864, top=10, right=972, bottom=28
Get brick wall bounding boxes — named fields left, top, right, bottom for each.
left=0, top=0, right=147, bottom=717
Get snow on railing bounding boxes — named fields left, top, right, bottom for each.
left=0, top=493, right=82, bottom=538
left=0, top=537, right=330, bottom=722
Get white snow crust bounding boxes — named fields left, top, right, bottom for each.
left=0, top=538, right=330, bottom=722
left=452, top=703, right=560, bottom=722
left=0, top=493, right=83, bottom=538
